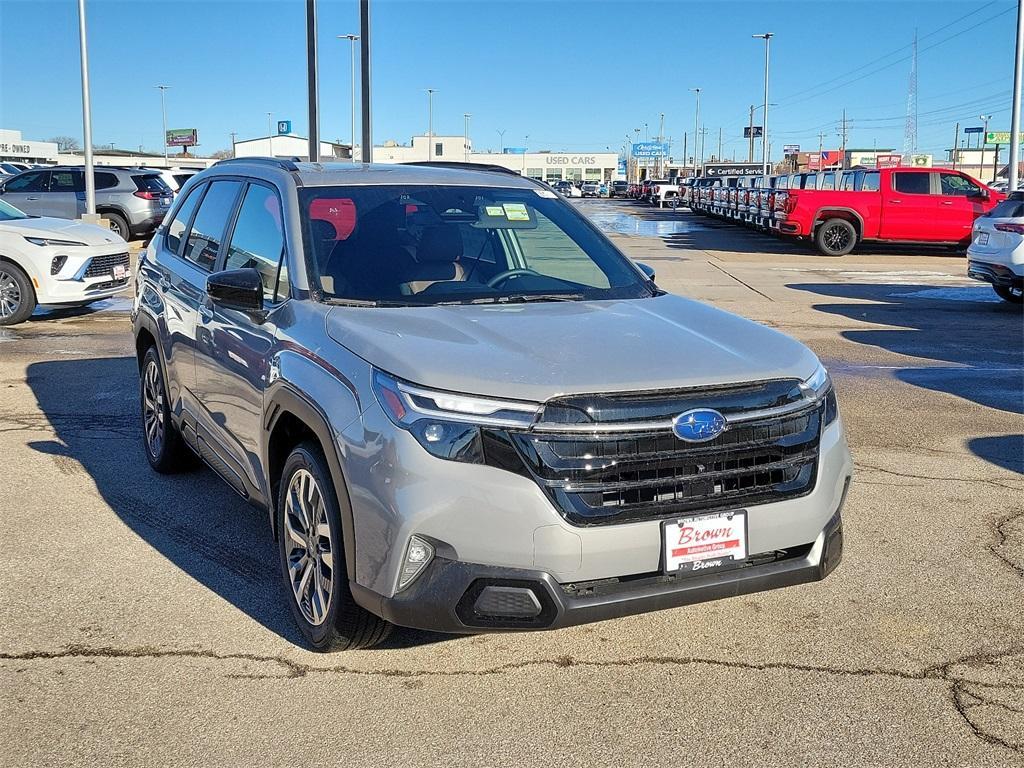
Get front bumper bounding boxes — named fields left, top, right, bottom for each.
left=352, top=506, right=845, bottom=634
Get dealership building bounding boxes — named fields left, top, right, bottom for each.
left=0, top=129, right=59, bottom=165
left=234, top=131, right=620, bottom=182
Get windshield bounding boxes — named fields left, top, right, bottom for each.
left=299, top=184, right=653, bottom=306
left=0, top=199, right=28, bottom=221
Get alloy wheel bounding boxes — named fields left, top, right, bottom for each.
left=283, top=468, right=334, bottom=626
left=823, top=224, right=851, bottom=253
left=142, top=359, right=165, bottom=458
left=0, top=269, right=21, bottom=319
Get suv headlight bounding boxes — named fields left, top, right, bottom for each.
left=802, top=362, right=839, bottom=426
left=25, top=236, right=87, bottom=247
left=372, top=370, right=540, bottom=462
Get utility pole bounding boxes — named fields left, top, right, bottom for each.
left=1010, top=0, right=1023, bottom=191
left=753, top=33, right=773, bottom=178
left=837, top=109, right=849, bottom=169
left=657, top=112, right=665, bottom=177
left=690, top=88, right=701, bottom=177
left=747, top=104, right=755, bottom=162
left=359, top=0, right=372, bottom=163
left=463, top=113, right=471, bottom=162
left=817, top=132, right=826, bottom=171
left=338, top=34, right=359, bottom=162
left=979, top=114, right=992, bottom=181
left=496, top=129, right=505, bottom=153
left=230, top=131, right=237, bottom=158
left=682, top=132, right=688, bottom=178
left=155, top=85, right=170, bottom=164
left=717, top=127, right=722, bottom=162
left=77, top=0, right=96, bottom=217
left=305, top=0, right=320, bottom=162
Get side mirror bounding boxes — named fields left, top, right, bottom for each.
left=636, top=262, right=656, bottom=281
left=207, top=268, right=265, bottom=314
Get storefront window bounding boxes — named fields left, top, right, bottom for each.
left=584, top=168, right=601, bottom=181
left=545, top=169, right=563, bottom=182
left=566, top=168, right=582, bottom=181
left=526, top=168, right=543, bottom=179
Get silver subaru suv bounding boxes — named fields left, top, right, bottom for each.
left=132, top=159, right=852, bottom=651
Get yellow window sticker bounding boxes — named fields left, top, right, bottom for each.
left=503, top=203, right=530, bottom=221
left=484, top=205, right=505, bottom=217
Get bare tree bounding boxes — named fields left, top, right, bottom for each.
left=209, top=149, right=233, bottom=159
left=48, top=136, right=80, bottom=152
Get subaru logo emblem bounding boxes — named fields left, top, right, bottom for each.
left=672, top=408, right=727, bottom=443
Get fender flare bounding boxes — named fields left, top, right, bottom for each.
left=814, top=207, right=864, bottom=236
left=263, top=382, right=358, bottom=582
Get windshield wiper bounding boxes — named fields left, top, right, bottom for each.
left=504, top=293, right=586, bottom=303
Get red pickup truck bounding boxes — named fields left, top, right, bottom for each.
left=774, top=167, right=1005, bottom=256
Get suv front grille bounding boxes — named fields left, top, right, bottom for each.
left=506, top=382, right=822, bottom=526
left=84, top=252, right=129, bottom=278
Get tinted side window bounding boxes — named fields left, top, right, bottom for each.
left=840, top=172, right=856, bottom=191
left=821, top=172, right=836, bottom=190
left=6, top=171, right=49, bottom=192
left=95, top=172, right=119, bottom=190
left=860, top=172, right=880, bottom=191
left=223, top=184, right=287, bottom=302
left=50, top=170, right=83, bottom=192
left=939, top=173, right=981, bottom=196
left=894, top=172, right=930, bottom=194
left=165, top=183, right=205, bottom=256
left=183, top=180, right=241, bottom=271
left=803, top=174, right=817, bottom=189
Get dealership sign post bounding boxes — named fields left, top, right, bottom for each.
left=166, top=128, right=198, bottom=149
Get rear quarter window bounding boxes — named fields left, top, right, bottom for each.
left=134, top=174, right=173, bottom=194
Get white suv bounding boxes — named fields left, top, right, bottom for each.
left=968, top=191, right=1024, bottom=303
left=0, top=199, right=130, bottom=325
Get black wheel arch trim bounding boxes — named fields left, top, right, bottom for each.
left=263, top=381, right=358, bottom=582
left=814, top=207, right=864, bottom=233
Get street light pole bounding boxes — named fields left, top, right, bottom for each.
left=753, top=32, right=774, bottom=178
left=156, top=85, right=170, bottom=165
left=267, top=111, right=273, bottom=156
left=77, top=0, right=95, bottom=217
left=497, top=129, right=505, bottom=153
left=305, top=0, right=320, bottom=163
left=359, top=0, right=372, bottom=163
left=690, top=88, right=700, bottom=177
left=979, top=114, right=992, bottom=180
left=425, top=88, right=436, bottom=161
left=338, top=34, right=359, bottom=162
left=463, top=113, right=471, bottom=162
left=1010, top=0, right=1023, bottom=191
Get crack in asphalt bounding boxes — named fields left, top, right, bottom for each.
left=854, top=460, right=1022, bottom=491
left=0, top=411, right=135, bottom=439
left=990, top=509, right=1024, bottom=579
left=2, top=644, right=1022, bottom=754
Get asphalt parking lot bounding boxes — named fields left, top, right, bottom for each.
left=1, top=199, right=1021, bottom=767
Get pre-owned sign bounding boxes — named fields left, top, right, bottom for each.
left=702, top=163, right=764, bottom=177
left=632, top=142, right=668, bottom=159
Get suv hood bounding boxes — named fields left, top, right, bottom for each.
left=326, top=293, right=819, bottom=402
left=0, top=216, right=126, bottom=246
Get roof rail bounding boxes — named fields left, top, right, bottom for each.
left=401, top=161, right=526, bottom=178
left=213, top=156, right=300, bottom=172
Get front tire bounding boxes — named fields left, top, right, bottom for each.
left=277, top=442, right=391, bottom=651
left=102, top=212, right=130, bottom=241
left=815, top=218, right=857, bottom=256
left=0, top=262, right=35, bottom=326
left=994, top=284, right=1023, bottom=304
left=140, top=346, right=191, bottom=473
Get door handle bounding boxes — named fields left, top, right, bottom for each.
left=890, top=199, right=901, bottom=204
left=26, top=196, right=39, bottom=201
left=941, top=200, right=954, bottom=205
left=198, top=304, right=214, bottom=322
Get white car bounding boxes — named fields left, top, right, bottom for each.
left=967, top=190, right=1023, bottom=304
left=0, top=199, right=130, bottom=325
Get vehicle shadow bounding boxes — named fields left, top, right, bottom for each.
left=26, top=355, right=452, bottom=650
left=788, top=282, right=1023, bottom=415
left=967, top=435, right=1024, bottom=475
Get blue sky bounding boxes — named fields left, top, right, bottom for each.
left=0, top=0, right=1017, bottom=160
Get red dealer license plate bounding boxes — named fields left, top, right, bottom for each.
left=663, top=511, right=748, bottom=574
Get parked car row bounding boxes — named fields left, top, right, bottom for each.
left=626, top=178, right=695, bottom=207
left=688, top=166, right=1006, bottom=260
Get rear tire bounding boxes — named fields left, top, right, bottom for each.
left=102, top=212, right=130, bottom=241
left=815, top=218, right=857, bottom=257
left=0, top=262, right=35, bottom=326
left=994, top=284, right=1023, bottom=304
left=277, top=441, right=392, bottom=651
left=140, top=346, right=192, bottom=473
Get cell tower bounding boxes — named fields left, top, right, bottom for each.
left=903, top=30, right=918, bottom=158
